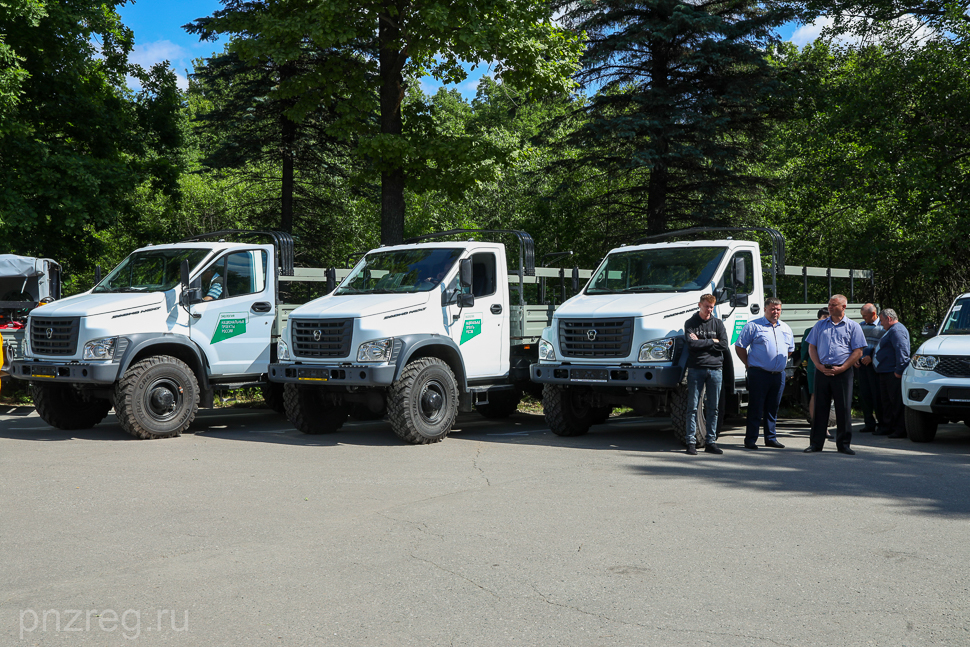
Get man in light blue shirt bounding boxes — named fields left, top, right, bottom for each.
left=805, top=294, right=867, bottom=454
left=735, top=297, right=795, bottom=449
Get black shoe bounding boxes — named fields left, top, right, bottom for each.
left=825, top=432, right=835, bottom=440
left=686, top=443, right=698, bottom=455
left=838, top=446, right=856, bottom=455
left=872, top=429, right=891, bottom=436
left=887, top=431, right=907, bottom=439
left=803, top=446, right=823, bottom=453
left=744, top=443, right=759, bottom=450
left=705, top=443, right=723, bottom=454
left=765, top=439, right=786, bottom=449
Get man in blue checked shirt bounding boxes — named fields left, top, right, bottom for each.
left=735, top=297, right=795, bottom=449
left=805, top=294, right=868, bottom=455
left=201, top=266, right=223, bottom=301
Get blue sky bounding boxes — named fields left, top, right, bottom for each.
left=119, top=1, right=820, bottom=95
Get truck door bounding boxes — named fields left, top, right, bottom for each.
left=189, top=247, right=275, bottom=377
left=715, top=249, right=758, bottom=382
left=452, top=251, right=509, bottom=379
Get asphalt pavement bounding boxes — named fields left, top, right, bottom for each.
left=1, top=405, right=968, bottom=646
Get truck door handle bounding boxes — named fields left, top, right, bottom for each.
left=251, top=302, right=272, bottom=313
left=490, top=304, right=502, bottom=315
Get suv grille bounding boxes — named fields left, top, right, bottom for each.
left=935, top=356, right=970, bottom=378
left=30, top=317, right=80, bottom=356
left=558, top=318, right=634, bottom=358
left=291, top=319, right=353, bottom=359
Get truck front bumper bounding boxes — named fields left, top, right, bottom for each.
left=268, top=363, right=397, bottom=387
left=530, top=362, right=685, bottom=389
left=8, top=360, right=121, bottom=384
left=903, top=370, right=970, bottom=418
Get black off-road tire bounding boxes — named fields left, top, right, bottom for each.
left=114, top=356, right=199, bottom=439
left=905, top=406, right=938, bottom=443
left=31, top=383, right=112, bottom=430
left=261, top=383, right=286, bottom=415
left=475, top=389, right=521, bottom=419
left=283, top=383, right=350, bottom=434
left=543, top=384, right=597, bottom=437
left=671, top=384, right=709, bottom=448
left=387, top=357, right=459, bottom=444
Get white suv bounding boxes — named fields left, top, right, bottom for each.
left=902, top=292, right=970, bottom=442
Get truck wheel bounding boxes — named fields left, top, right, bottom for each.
left=387, top=357, right=458, bottom=444
left=671, top=384, right=709, bottom=448
left=475, top=389, right=521, bottom=419
left=261, top=383, right=286, bottom=415
left=115, top=356, right=199, bottom=439
left=283, top=384, right=350, bottom=434
left=543, top=384, right=597, bottom=437
left=31, top=383, right=112, bottom=430
left=904, top=406, right=938, bottom=443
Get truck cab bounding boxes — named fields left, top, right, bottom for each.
left=269, top=230, right=559, bottom=444
left=8, top=230, right=300, bottom=438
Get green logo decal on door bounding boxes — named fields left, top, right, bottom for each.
left=731, top=319, right=747, bottom=345
left=211, top=312, right=249, bottom=343
left=460, top=316, right=482, bottom=345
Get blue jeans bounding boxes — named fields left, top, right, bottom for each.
left=745, top=366, right=785, bottom=444
left=686, top=367, right=722, bottom=445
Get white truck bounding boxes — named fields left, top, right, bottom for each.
left=530, top=227, right=871, bottom=445
left=902, top=291, right=970, bottom=442
left=268, top=229, right=589, bottom=444
left=1, top=255, right=63, bottom=388
left=7, top=230, right=327, bottom=438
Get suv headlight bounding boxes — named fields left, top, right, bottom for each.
left=911, top=354, right=939, bottom=371
left=83, top=336, right=118, bottom=360
left=277, top=338, right=290, bottom=362
left=358, top=338, right=393, bottom=363
left=538, top=339, right=556, bottom=361
left=639, top=338, right=675, bottom=362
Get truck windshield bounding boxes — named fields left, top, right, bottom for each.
left=587, top=247, right=726, bottom=294
left=335, top=248, right=462, bottom=295
left=940, top=297, right=970, bottom=335
left=93, top=249, right=212, bottom=294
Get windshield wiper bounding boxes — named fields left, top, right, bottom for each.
left=623, top=287, right=665, bottom=293
left=586, top=289, right=620, bottom=295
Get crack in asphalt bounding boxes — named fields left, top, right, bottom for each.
left=473, top=443, right=491, bottom=487
left=409, top=553, right=500, bottom=599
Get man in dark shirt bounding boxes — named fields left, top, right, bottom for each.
left=683, top=294, right=729, bottom=455
left=856, top=303, right=885, bottom=434
left=874, top=308, right=911, bottom=438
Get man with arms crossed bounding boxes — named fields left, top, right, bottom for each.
left=804, top=294, right=867, bottom=454
left=735, top=297, right=795, bottom=449
left=683, top=294, right=728, bottom=455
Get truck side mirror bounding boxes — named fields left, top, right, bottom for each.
left=732, top=257, right=746, bottom=290
left=458, top=293, right=475, bottom=308
left=572, top=267, right=579, bottom=293
left=922, top=322, right=937, bottom=337
left=179, top=259, right=203, bottom=306
left=730, top=293, right=749, bottom=308
left=94, top=265, right=102, bottom=285
left=459, top=258, right=473, bottom=289
left=326, top=267, right=336, bottom=293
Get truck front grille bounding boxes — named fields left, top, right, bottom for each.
left=291, top=319, right=353, bottom=359
left=934, top=356, right=970, bottom=378
left=30, top=317, right=80, bottom=356
left=558, top=318, right=634, bottom=358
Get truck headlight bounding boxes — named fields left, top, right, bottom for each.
left=83, top=337, right=118, bottom=360
left=911, top=354, right=939, bottom=371
left=538, top=339, right=556, bottom=361
left=358, top=338, right=393, bottom=362
left=639, top=338, right=675, bottom=362
left=277, top=339, right=290, bottom=362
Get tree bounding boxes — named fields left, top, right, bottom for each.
left=188, top=0, right=582, bottom=245
left=185, top=46, right=362, bottom=233
left=553, top=0, right=795, bottom=236
left=0, top=0, right=184, bottom=270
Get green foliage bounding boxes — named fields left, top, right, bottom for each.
left=0, top=0, right=184, bottom=279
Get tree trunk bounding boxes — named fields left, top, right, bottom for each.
left=280, top=62, right=297, bottom=234
left=379, top=6, right=406, bottom=246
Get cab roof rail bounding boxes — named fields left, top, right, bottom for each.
left=179, top=230, right=295, bottom=276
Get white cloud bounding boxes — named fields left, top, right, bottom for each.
left=128, top=39, right=191, bottom=90
left=789, top=14, right=937, bottom=49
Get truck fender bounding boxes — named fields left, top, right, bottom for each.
left=393, top=335, right=467, bottom=391
left=116, top=333, right=212, bottom=391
